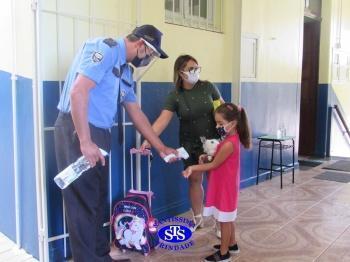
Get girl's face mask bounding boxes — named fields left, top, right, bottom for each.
left=216, top=122, right=233, bottom=137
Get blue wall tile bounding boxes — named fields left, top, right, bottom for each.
left=0, top=70, right=16, bottom=240
left=48, top=238, right=71, bottom=261
left=44, top=131, right=63, bottom=238
left=215, top=82, right=231, bottom=102
left=0, top=71, right=39, bottom=258
left=43, top=81, right=61, bottom=127
left=16, top=75, right=38, bottom=258
left=240, top=82, right=300, bottom=188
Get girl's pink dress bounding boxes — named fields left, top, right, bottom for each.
left=203, top=134, right=240, bottom=222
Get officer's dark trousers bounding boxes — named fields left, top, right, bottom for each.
left=54, top=112, right=112, bottom=262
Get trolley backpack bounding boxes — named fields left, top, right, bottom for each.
left=111, top=148, right=159, bottom=256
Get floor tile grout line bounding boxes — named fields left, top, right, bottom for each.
left=312, top=223, right=350, bottom=262
left=257, top=184, right=345, bottom=243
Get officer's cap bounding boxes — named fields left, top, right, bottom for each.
left=132, top=25, right=168, bottom=59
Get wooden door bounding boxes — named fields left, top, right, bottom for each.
left=299, top=20, right=320, bottom=155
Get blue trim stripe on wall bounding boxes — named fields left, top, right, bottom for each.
left=240, top=82, right=300, bottom=188
left=16, top=75, right=38, bottom=257
left=0, top=70, right=16, bottom=240
left=43, top=80, right=68, bottom=260
left=0, top=70, right=38, bottom=259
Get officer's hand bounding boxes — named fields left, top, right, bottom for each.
left=160, top=146, right=178, bottom=163
left=140, top=140, right=151, bottom=151
left=80, top=140, right=105, bottom=167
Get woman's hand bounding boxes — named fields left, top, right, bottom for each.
left=182, top=166, right=193, bottom=178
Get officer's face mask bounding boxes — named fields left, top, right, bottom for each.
left=131, top=43, right=157, bottom=68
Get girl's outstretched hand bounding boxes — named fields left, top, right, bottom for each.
left=182, top=166, right=193, bottom=178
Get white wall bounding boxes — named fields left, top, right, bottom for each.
left=40, top=0, right=137, bottom=80
left=140, top=0, right=236, bottom=83
left=15, top=0, right=35, bottom=78
left=241, top=0, right=304, bottom=83
left=0, top=0, right=35, bottom=78
left=0, top=0, right=14, bottom=73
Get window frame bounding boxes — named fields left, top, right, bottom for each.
left=165, top=0, right=222, bottom=32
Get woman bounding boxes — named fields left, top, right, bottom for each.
left=142, top=54, right=224, bottom=231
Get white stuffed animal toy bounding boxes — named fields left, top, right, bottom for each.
left=200, top=137, right=220, bottom=162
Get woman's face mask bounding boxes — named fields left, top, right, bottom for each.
left=181, top=65, right=201, bottom=85
left=182, top=71, right=200, bottom=85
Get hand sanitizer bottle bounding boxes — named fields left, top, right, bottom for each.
left=54, top=148, right=108, bottom=189
left=280, top=123, right=287, bottom=138
left=276, top=128, right=282, bottom=139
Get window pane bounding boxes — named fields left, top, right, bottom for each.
left=165, top=0, right=173, bottom=11
left=200, top=0, right=207, bottom=18
left=164, top=0, right=222, bottom=32
left=174, top=0, right=181, bottom=12
left=193, top=0, right=199, bottom=16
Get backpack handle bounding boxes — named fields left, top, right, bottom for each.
left=129, top=148, right=152, bottom=194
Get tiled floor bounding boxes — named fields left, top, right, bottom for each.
left=2, top=159, right=350, bottom=261
left=0, top=233, right=38, bottom=262
left=110, top=160, right=350, bottom=262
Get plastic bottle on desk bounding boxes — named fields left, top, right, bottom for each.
left=54, top=148, right=108, bottom=189
left=280, top=123, right=287, bottom=138
left=276, top=129, right=282, bottom=139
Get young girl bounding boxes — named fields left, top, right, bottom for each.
left=183, top=103, right=251, bottom=262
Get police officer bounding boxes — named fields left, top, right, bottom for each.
left=54, top=24, right=176, bottom=262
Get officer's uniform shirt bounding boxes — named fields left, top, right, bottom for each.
left=57, top=37, right=136, bottom=129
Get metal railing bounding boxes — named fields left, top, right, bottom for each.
left=333, top=104, right=350, bottom=139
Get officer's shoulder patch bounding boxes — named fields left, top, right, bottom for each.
left=103, top=38, right=117, bottom=47
left=92, top=52, right=103, bottom=63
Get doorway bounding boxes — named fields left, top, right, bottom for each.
left=299, top=18, right=321, bottom=156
